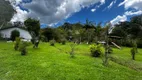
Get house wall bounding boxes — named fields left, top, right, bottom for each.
left=0, top=28, right=32, bottom=40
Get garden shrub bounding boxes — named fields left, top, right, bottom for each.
left=50, top=40, right=55, bottom=46
left=89, top=44, right=105, bottom=57
left=14, top=37, right=21, bottom=50
left=19, top=42, right=31, bottom=55
left=61, top=38, right=66, bottom=45
left=70, top=43, right=76, bottom=58
left=10, top=30, right=20, bottom=41
left=130, top=41, right=138, bottom=60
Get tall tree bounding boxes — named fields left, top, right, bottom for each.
left=0, top=0, right=14, bottom=26
left=24, top=18, right=40, bottom=48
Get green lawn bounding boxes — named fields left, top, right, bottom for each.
left=0, top=42, right=142, bottom=80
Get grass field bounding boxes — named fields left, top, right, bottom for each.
left=0, top=42, right=142, bottom=80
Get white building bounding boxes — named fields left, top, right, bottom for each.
left=0, top=26, right=32, bottom=41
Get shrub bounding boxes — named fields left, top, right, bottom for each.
left=89, top=44, right=105, bottom=57
left=130, top=41, right=138, bottom=60
left=50, top=40, right=55, bottom=46
left=70, top=43, right=76, bottom=58
left=10, top=30, right=20, bottom=41
left=14, top=37, right=21, bottom=50
left=61, top=39, right=66, bottom=45
left=19, top=42, right=31, bottom=55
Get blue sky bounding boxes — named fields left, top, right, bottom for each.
left=7, top=0, right=142, bottom=27
left=66, top=0, right=124, bottom=24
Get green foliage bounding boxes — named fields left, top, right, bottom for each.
left=14, top=37, right=21, bottom=50
left=130, top=41, right=138, bottom=60
left=131, top=48, right=136, bottom=60
left=40, top=35, right=47, bottom=42
left=10, top=30, right=20, bottom=41
left=0, top=0, right=14, bottom=26
left=24, top=18, right=40, bottom=48
left=19, top=42, right=31, bottom=55
left=111, top=15, right=142, bottom=47
left=70, top=43, right=76, bottom=58
left=89, top=44, right=105, bottom=57
left=61, top=38, right=66, bottom=45
left=24, top=18, right=40, bottom=36
left=50, top=40, right=55, bottom=46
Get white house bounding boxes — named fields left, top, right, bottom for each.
left=0, top=26, right=32, bottom=41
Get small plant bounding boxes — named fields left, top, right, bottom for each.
left=50, top=40, right=55, bottom=46
left=89, top=44, right=105, bottom=57
left=131, top=48, right=136, bottom=60
left=19, top=42, right=31, bottom=55
left=14, top=37, right=21, bottom=50
left=130, top=41, right=138, bottom=60
left=70, top=43, right=76, bottom=58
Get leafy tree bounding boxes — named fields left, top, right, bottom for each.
left=10, top=30, right=20, bottom=41
left=95, top=22, right=103, bottom=41
left=41, top=27, right=56, bottom=42
left=0, top=0, right=14, bottom=26
left=83, top=19, right=95, bottom=44
left=24, top=18, right=40, bottom=48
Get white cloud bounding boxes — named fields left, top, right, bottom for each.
left=107, top=1, right=114, bottom=9
left=124, top=10, right=142, bottom=16
left=118, top=0, right=142, bottom=10
left=110, top=10, right=142, bottom=26
left=111, top=0, right=142, bottom=26
left=103, top=0, right=116, bottom=11
left=91, top=0, right=105, bottom=13
left=100, top=0, right=105, bottom=5
left=6, top=0, right=105, bottom=25
left=110, top=15, right=127, bottom=25
left=91, top=9, right=96, bottom=12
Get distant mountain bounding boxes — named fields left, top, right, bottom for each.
left=0, top=0, right=14, bottom=27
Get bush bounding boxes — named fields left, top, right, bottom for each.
left=89, top=44, right=105, bottom=57
left=14, top=37, right=21, bottom=50
left=70, top=43, right=76, bottom=58
left=19, top=42, right=31, bottom=55
left=61, top=39, right=66, bottom=45
left=50, top=40, right=55, bottom=46
left=10, top=30, right=20, bottom=41
left=130, top=41, right=138, bottom=60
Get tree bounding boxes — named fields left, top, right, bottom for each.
left=10, top=30, right=20, bottom=41
left=24, top=18, right=40, bottom=48
left=41, top=27, right=56, bottom=42
left=95, top=22, right=103, bottom=41
left=0, top=0, right=14, bottom=26
left=83, top=19, right=95, bottom=44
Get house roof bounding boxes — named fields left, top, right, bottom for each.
left=0, top=26, right=27, bottom=31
